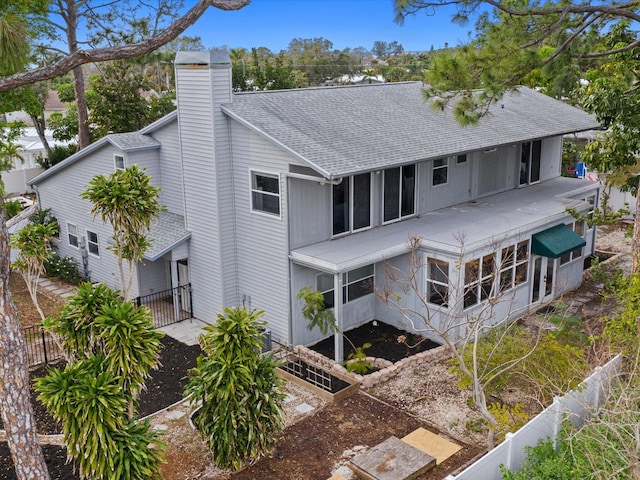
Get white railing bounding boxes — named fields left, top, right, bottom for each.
left=445, top=354, right=623, bottom=480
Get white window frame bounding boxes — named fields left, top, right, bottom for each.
left=315, top=265, right=374, bottom=307
left=456, top=154, right=468, bottom=164
left=250, top=170, right=281, bottom=217
left=332, top=173, right=372, bottom=236
left=316, top=273, right=335, bottom=309
left=382, top=164, right=416, bottom=224
left=464, top=253, right=496, bottom=309
left=426, top=258, right=449, bottom=307
left=67, top=222, right=79, bottom=248
left=86, top=230, right=100, bottom=257
left=519, top=140, right=541, bottom=186
left=560, top=221, right=585, bottom=265
left=114, top=154, right=125, bottom=171
left=499, top=240, right=529, bottom=292
left=432, top=158, right=449, bottom=186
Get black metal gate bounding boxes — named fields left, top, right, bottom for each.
left=136, top=283, right=193, bottom=328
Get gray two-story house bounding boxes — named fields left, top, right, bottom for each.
left=29, top=50, right=600, bottom=360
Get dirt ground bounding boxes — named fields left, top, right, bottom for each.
left=1, top=224, right=632, bottom=480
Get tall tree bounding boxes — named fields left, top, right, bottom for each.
left=0, top=0, right=250, bottom=149
left=81, top=165, right=164, bottom=298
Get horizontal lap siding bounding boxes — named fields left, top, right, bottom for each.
left=177, top=67, right=224, bottom=322
left=288, top=178, right=331, bottom=249
left=37, top=144, right=140, bottom=297
left=231, top=123, right=291, bottom=341
left=152, top=121, right=185, bottom=215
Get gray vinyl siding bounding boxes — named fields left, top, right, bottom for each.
left=137, top=258, right=169, bottom=296
left=476, top=145, right=513, bottom=197
left=288, top=177, right=331, bottom=249
left=127, top=150, right=160, bottom=188
left=36, top=143, right=141, bottom=297
left=150, top=121, right=185, bottom=215
left=176, top=66, right=225, bottom=323
left=230, top=122, right=291, bottom=341
left=540, top=137, right=562, bottom=181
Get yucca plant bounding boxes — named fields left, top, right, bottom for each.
left=185, top=307, right=285, bottom=470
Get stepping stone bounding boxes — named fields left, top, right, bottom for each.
left=153, top=424, right=168, bottom=432
left=38, top=280, right=53, bottom=287
left=165, top=410, right=186, bottom=420
left=350, top=436, right=435, bottom=480
left=401, top=427, right=461, bottom=465
left=284, top=393, right=297, bottom=404
left=294, top=402, right=314, bottom=414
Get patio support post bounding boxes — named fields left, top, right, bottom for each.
left=170, top=260, right=180, bottom=322
left=334, top=272, right=344, bottom=363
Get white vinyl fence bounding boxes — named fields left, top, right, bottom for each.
left=445, top=354, right=623, bottom=480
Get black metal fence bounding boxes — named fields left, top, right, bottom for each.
left=22, top=325, right=64, bottom=367
left=136, top=283, right=193, bottom=328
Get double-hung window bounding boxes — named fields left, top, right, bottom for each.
left=333, top=173, right=371, bottom=235
left=432, top=158, right=448, bottom=186
left=87, top=230, right=99, bottom=257
left=519, top=140, right=541, bottom=186
left=426, top=258, right=449, bottom=307
left=499, top=240, right=529, bottom=292
left=114, top=154, right=125, bottom=171
left=383, top=165, right=416, bottom=223
left=67, top=223, right=79, bottom=248
left=251, top=171, right=280, bottom=216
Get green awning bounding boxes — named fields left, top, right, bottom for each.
left=531, top=224, right=586, bottom=259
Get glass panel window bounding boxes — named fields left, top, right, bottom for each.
left=464, top=253, right=496, bottom=309
left=87, top=230, right=99, bottom=257
left=520, top=140, right=541, bottom=186
left=427, top=259, right=448, bottom=307
left=251, top=172, right=280, bottom=216
left=333, top=174, right=371, bottom=235
left=114, top=155, right=125, bottom=171
left=343, top=264, right=374, bottom=303
left=67, top=223, right=78, bottom=248
left=384, top=165, right=416, bottom=222
left=560, top=222, right=584, bottom=265
left=432, top=158, right=448, bottom=186
left=500, top=241, right=529, bottom=292
left=457, top=154, right=467, bottom=164
left=317, top=273, right=335, bottom=309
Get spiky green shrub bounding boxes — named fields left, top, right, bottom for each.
left=37, top=283, right=165, bottom=479
left=36, top=357, right=164, bottom=480
left=185, top=307, right=285, bottom=470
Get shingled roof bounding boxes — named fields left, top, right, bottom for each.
left=222, top=83, right=599, bottom=179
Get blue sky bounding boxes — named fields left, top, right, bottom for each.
left=183, top=0, right=476, bottom=53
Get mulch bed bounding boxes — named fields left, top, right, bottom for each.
left=229, top=392, right=482, bottom=480
left=310, top=320, right=441, bottom=362
left=0, top=335, right=201, bottom=480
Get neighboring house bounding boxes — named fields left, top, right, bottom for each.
left=29, top=50, right=600, bottom=360
left=3, top=128, right=72, bottom=195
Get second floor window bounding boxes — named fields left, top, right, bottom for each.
left=251, top=172, right=280, bottom=216
left=67, top=223, right=78, bottom=248
left=519, top=140, right=541, bottom=186
left=333, top=173, right=371, bottom=235
left=432, top=158, right=448, bottom=186
left=383, top=165, right=416, bottom=223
